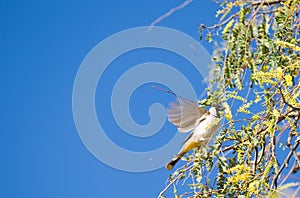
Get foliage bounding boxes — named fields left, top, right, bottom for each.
left=160, top=0, right=300, bottom=197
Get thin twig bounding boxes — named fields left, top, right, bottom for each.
left=248, top=0, right=265, bottom=22
left=221, top=118, right=252, bottom=128
left=221, top=109, right=293, bottom=152
left=149, top=0, right=193, bottom=28
left=205, top=0, right=285, bottom=30
left=158, top=165, right=193, bottom=197
left=259, top=8, right=280, bottom=15
left=287, top=130, right=300, bottom=168
left=253, top=146, right=259, bottom=173
left=278, top=87, right=300, bottom=111
left=257, top=141, right=266, bottom=164
left=204, top=12, right=239, bottom=30
left=252, top=0, right=286, bottom=6
left=271, top=141, right=300, bottom=189
left=271, top=117, right=279, bottom=173
left=278, top=161, right=296, bottom=187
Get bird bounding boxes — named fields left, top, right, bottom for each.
left=166, top=97, right=221, bottom=170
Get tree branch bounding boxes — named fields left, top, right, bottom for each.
left=158, top=165, right=193, bottom=197
left=149, top=0, right=194, bottom=28
left=271, top=141, right=300, bottom=189
left=278, top=87, right=300, bottom=111
left=251, top=0, right=286, bottom=6
left=203, top=12, right=239, bottom=30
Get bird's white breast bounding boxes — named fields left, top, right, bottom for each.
left=192, top=113, right=220, bottom=143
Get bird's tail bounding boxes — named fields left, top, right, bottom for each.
left=166, top=152, right=186, bottom=170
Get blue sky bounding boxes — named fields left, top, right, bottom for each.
left=0, top=1, right=220, bottom=197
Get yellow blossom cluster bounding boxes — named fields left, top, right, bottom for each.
left=226, top=164, right=251, bottom=184
left=253, top=66, right=296, bottom=87
left=274, top=40, right=300, bottom=52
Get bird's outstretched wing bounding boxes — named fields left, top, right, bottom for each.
left=167, top=97, right=207, bottom=133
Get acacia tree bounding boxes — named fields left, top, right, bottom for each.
left=160, top=0, right=300, bottom=197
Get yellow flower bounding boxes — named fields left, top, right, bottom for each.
left=249, top=180, right=260, bottom=194
left=223, top=102, right=232, bottom=120
left=277, top=67, right=283, bottom=79
left=262, top=65, right=269, bottom=72
left=285, top=75, right=293, bottom=87
left=273, top=109, right=280, bottom=117
left=290, top=97, right=296, bottom=106
left=239, top=172, right=250, bottom=181
left=252, top=114, right=260, bottom=120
